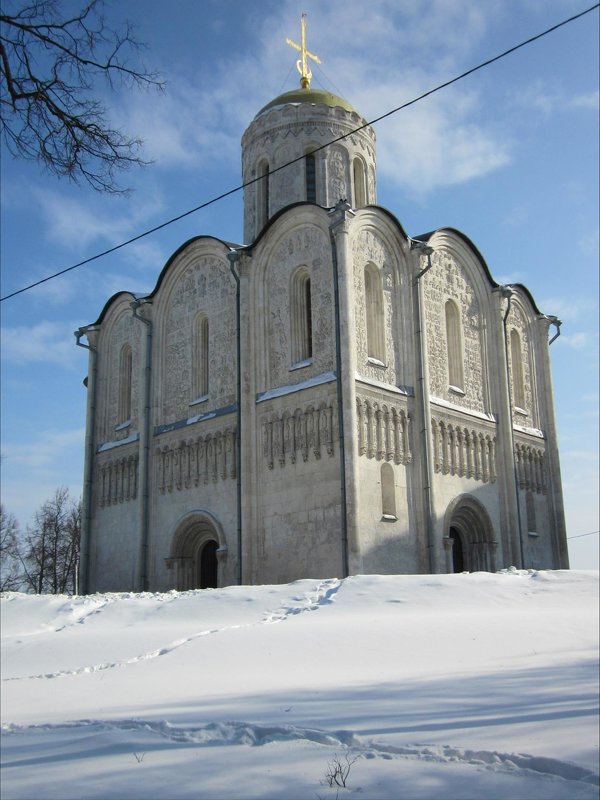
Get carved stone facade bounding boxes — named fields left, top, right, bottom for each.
left=78, top=79, right=568, bottom=594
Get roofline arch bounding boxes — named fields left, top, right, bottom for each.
left=88, top=236, right=242, bottom=326
left=415, top=227, right=543, bottom=314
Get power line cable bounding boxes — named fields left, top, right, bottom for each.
left=1, top=2, right=598, bottom=303
left=567, top=530, right=600, bottom=540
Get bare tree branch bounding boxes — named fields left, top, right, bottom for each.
left=0, top=0, right=164, bottom=192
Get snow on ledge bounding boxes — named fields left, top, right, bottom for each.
left=97, top=432, right=139, bottom=452
left=256, top=371, right=337, bottom=403
left=514, top=423, right=545, bottom=438
left=430, top=396, right=497, bottom=423
left=355, top=374, right=412, bottom=395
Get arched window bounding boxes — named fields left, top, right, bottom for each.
left=305, top=153, right=316, bottom=203
left=257, top=159, right=269, bottom=230
left=445, top=300, right=464, bottom=391
left=381, top=463, right=396, bottom=519
left=118, top=344, right=132, bottom=425
left=510, top=328, right=525, bottom=410
left=290, top=268, right=312, bottom=365
left=526, top=491, right=537, bottom=533
left=353, top=157, right=367, bottom=208
left=192, top=314, right=209, bottom=400
left=364, top=263, right=385, bottom=363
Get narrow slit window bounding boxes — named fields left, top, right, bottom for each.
left=381, top=463, right=396, bottom=519
left=291, top=269, right=312, bottom=365
left=364, top=263, right=385, bottom=363
left=257, top=160, right=269, bottom=230
left=445, top=300, right=464, bottom=391
left=305, top=153, right=316, bottom=203
left=353, top=157, right=367, bottom=208
left=192, top=314, right=209, bottom=400
left=510, top=328, right=525, bottom=409
left=118, top=344, right=132, bottom=425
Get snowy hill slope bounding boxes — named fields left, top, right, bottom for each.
left=1, top=570, right=599, bottom=799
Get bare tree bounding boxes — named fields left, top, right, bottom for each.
left=0, top=0, right=163, bottom=192
left=0, top=504, right=21, bottom=591
left=20, top=488, right=81, bottom=594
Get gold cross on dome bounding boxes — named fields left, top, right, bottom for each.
left=286, top=13, right=321, bottom=89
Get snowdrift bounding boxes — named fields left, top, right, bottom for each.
left=1, top=570, right=598, bottom=799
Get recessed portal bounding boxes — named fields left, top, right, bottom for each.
left=446, top=495, right=496, bottom=573
left=449, top=526, right=464, bottom=573
left=199, top=540, right=218, bottom=589
left=168, top=514, right=223, bottom=591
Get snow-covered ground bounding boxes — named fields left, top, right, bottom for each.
left=1, top=570, right=598, bottom=799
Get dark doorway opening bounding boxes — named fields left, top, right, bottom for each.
left=450, top=526, right=464, bottom=573
left=199, top=540, right=218, bottom=589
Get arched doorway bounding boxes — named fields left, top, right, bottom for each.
left=198, top=540, right=218, bottom=589
left=444, top=495, right=497, bottom=573
left=166, top=512, right=225, bottom=590
left=449, top=526, right=465, bottom=573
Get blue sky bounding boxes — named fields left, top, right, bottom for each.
left=1, top=0, right=598, bottom=568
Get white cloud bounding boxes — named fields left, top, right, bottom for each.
left=0, top=320, right=82, bottom=367
left=577, top=228, right=599, bottom=258
left=32, top=184, right=165, bottom=251
left=556, top=331, right=590, bottom=350
left=1, top=427, right=85, bottom=526
left=509, top=83, right=599, bottom=117
left=113, top=0, right=512, bottom=198
left=1, top=428, right=85, bottom=472
left=538, top=295, right=597, bottom=324
left=570, top=90, right=599, bottom=111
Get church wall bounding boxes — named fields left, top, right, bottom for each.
left=354, top=388, right=419, bottom=573
left=89, top=441, right=140, bottom=592
left=421, top=235, right=494, bottom=423
left=94, top=298, right=142, bottom=445
left=352, top=221, right=413, bottom=392
left=252, top=383, right=343, bottom=583
left=253, top=214, right=335, bottom=395
left=521, top=491, right=556, bottom=569
left=506, top=295, right=541, bottom=431
left=356, top=457, right=419, bottom=574
left=153, top=246, right=237, bottom=428
left=147, top=407, right=239, bottom=590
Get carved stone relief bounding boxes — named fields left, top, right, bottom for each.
left=431, top=416, right=496, bottom=483
left=353, top=229, right=400, bottom=386
left=262, top=402, right=336, bottom=469
left=105, top=311, right=142, bottom=440
left=327, top=145, right=349, bottom=204
left=515, top=441, right=546, bottom=494
left=356, top=396, right=412, bottom=464
left=162, top=256, right=236, bottom=423
left=157, top=427, right=237, bottom=493
left=98, top=453, right=139, bottom=506
left=423, top=251, right=485, bottom=413
left=266, top=227, right=334, bottom=389
left=507, top=303, right=535, bottom=424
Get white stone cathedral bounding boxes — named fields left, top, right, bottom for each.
left=76, top=33, right=568, bottom=593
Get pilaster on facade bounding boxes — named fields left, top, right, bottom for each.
left=491, top=287, right=523, bottom=568
left=535, top=314, right=569, bottom=568
left=329, top=201, right=361, bottom=575
left=412, top=245, right=437, bottom=573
